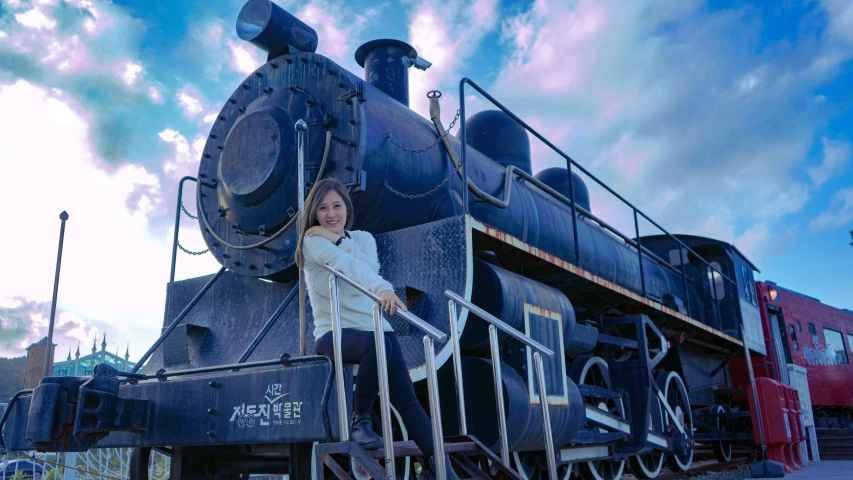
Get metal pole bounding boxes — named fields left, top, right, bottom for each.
left=679, top=244, right=690, bottom=318
left=44, top=211, right=69, bottom=377
left=634, top=210, right=646, bottom=297
left=424, top=335, right=447, bottom=480
left=169, top=176, right=196, bottom=284
left=373, top=304, right=396, bottom=480
left=448, top=300, right=467, bottom=435
left=458, top=81, right=469, bottom=215
left=489, top=325, right=510, bottom=466
left=535, top=352, right=558, bottom=480
left=329, top=276, right=349, bottom=442
left=741, top=323, right=769, bottom=460
left=296, top=119, right=307, bottom=357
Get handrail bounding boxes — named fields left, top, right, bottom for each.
left=444, top=289, right=557, bottom=479
left=458, top=78, right=739, bottom=325
left=325, top=264, right=448, bottom=480
left=323, top=265, right=447, bottom=343
left=444, top=291, right=552, bottom=357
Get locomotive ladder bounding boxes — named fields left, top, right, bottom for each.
left=320, top=265, right=545, bottom=480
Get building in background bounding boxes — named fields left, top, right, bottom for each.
left=23, top=337, right=55, bottom=389
left=51, top=334, right=136, bottom=376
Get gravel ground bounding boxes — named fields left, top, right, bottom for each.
left=686, top=463, right=751, bottom=480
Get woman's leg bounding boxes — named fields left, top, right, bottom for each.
left=316, top=329, right=385, bottom=448
left=383, top=333, right=435, bottom=458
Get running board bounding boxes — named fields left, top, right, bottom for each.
left=585, top=405, right=670, bottom=449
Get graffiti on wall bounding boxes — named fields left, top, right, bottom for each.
left=803, top=335, right=840, bottom=366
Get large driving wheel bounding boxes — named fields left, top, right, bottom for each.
left=710, top=405, right=732, bottom=463
left=657, top=371, right=694, bottom=472
left=512, top=451, right=571, bottom=480
left=572, top=356, right=626, bottom=480
left=628, top=395, right=665, bottom=479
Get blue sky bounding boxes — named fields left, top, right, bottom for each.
left=0, top=0, right=851, bottom=358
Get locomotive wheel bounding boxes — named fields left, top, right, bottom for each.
left=129, top=447, right=152, bottom=480
left=710, top=405, right=732, bottom=463
left=657, top=371, right=694, bottom=472
left=512, top=451, right=571, bottom=480
left=628, top=396, right=665, bottom=479
left=572, top=356, right=626, bottom=480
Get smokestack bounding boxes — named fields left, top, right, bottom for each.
left=355, top=39, right=431, bottom=107
left=237, top=0, right=318, bottom=61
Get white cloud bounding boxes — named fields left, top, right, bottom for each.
left=810, top=187, right=853, bottom=230
left=177, top=84, right=206, bottom=118
left=227, top=41, right=263, bottom=74
left=807, top=137, right=851, bottom=187
left=0, top=80, right=171, bottom=356
left=407, top=0, right=500, bottom=117
left=15, top=8, right=57, bottom=30
left=122, top=62, right=143, bottom=86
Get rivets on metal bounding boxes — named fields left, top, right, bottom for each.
left=279, top=257, right=287, bottom=262
left=229, top=98, right=237, bottom=104
left=301, top=58, right=308, bottom=63
left=286, top=58, right=293, bottom=64
left=203, top=153, right=211, bottom=159
left=211, top=178, right=218, bottom=185
left=338, top=83, right=346, bottom=88
left=349, top=119, right=356, bottom=125
left=234, top=261, right=242, bottom=267
left=248, top=264, right=256, bottom=270
left=238, top=107, right=246, bottom=113
left=242, top=83, right=250, bottom=90
left=222, top=253, right=230, bottom=259
left=209, top=134, right=217, bottom=139
left=264, top=263, right=272, bottom=269
left=217, top=145, right=224, bottom=151
left=209, top=381, right=218, bottom=388
left=327, top=69, right=334, bottom=75
left=207, top=430, right=215, bottom=438
left=212, top=242, right=220, bottom=247
left=231, top=223, right=241, bottom=230
left=270, top=62, right=278, bottom=69
left=315, top=61, right=322, bottom=67
left=218, top=115, right=226, bottom=121
left=207, top=408, right=216, bottom=415
left=255, top=72, right=264, bottom=78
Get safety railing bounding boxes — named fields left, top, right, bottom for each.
left=444, top=290, right=558, bottom=480
left=458, top=78, right=739, bottom=328
left=324, top=265, right=448, bottom=480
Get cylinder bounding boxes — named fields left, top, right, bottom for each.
left=455, top=357, right=585, bottom=452
left=534, top=167, right=591, bottom=212
left=237, top=0, right=318, bottom=59
left=461, top=259, right=583, bottom=355
left=355, top=39, right=417, bottom=107
left=459, top=110, right=532, bottom=174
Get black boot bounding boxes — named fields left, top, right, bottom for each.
left=350, top=412, right=383, bottom=449
left=428, top=453, right=461, bottom=480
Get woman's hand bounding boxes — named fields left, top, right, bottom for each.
left=378, top=290, right=407, bottom=316
left=305, top=226, right=342, bottom=243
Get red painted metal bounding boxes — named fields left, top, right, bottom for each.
left=749, top=377, right=795, bottom=472
left=756, top=281, right=853, bottom=409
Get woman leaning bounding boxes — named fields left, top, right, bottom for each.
left=295, top=178, right=459, bottom=480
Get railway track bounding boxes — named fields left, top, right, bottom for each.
left=652, top=457, right=748, bottom=480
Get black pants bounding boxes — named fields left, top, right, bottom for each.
left=316, top=329, right=435, bottom=457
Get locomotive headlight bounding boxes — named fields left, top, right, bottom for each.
left=768, top=287, right=778, bottom=302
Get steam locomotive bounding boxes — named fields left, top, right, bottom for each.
left=0, top=0, right=778, bottom=479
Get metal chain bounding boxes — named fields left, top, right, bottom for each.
left=178, top=241, right=209, bottom=256
left=386, top=109, right=461, bottom=153
left=180, top=201, right=198, bottom=220
left=383, top=165, right=461, bottom=200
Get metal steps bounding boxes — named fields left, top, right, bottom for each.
left=816, top=428, right=853, bottom=460
left=314, top=436, right=523, bottom=480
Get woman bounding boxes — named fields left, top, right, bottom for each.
left=296, top=178, right=458, bottom=480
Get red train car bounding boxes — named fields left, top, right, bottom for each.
left=754, top=280, right=853, bottom=427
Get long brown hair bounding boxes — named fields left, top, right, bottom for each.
left=294, top=178, right=355, bottom=269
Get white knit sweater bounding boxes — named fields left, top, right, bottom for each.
left=302, top=230, right=395, bottom=342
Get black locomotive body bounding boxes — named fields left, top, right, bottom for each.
left=0, top=1, right=771, bottom=479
